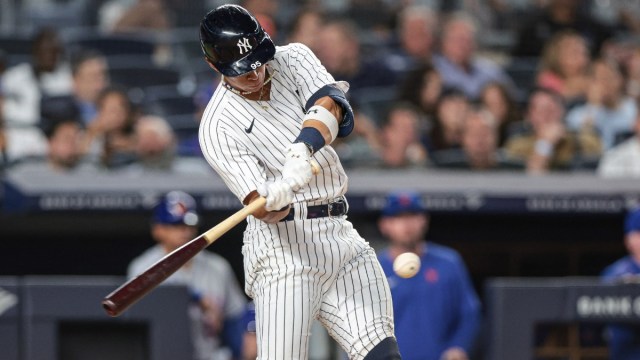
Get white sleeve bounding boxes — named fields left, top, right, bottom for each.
left=199, top=121, right=264, bottom=203
left=597, top=149, right=628, bottom=178
left=285, top=43, right=337, bottom=106
left=1, top=66, right=41, bottom=126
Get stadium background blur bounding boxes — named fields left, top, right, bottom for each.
left=2, top=0, right=640, bottom=359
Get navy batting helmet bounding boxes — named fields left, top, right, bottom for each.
left=199, top=5, right=276, bottom=77
left=152, top=191, right=199, bottom=226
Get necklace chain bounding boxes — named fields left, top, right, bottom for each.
left=222, top=69, right=272, bottom=110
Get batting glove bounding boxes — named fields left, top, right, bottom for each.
left=257, top=181, right=294, bottom=212
left=282, top=143, right=312, bottom=192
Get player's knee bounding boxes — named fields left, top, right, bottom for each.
left=363, top=337, right=401, bottom=360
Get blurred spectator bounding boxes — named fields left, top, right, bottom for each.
left=1, top=27, right=72, bottom=127
left=504, top=88, right=601, bottom=173
left=433, top=12, right=514, bottom=99
left=82, top=86, right=137, bottom=167
left=345, top=0, right=394, bottom=37
left=41, top=101, right=87, bottom=172
left=242, top=0, right=279, bottom=39
left=100, top=0, right=171, bottom=33
left=99, top=0, right=174, bottom=65
left=10, top=95, right=100, bottom=173
left=333, top=111, right=383, bottom=168
left=70, top=50, right=110, bottom=125
left=536, top=30, right=590, bottom=104
left=566, top=58, right=637, bottom=150
left=2, top=127, right=48, bottom=166
left=128, top=191, right=246, bottom=360
left=397, top=63, right=443, bottom=121
left=241, top=301, right=257, bottom=360
left=425, top=88, right=469, bottom=154
left=0, top=51, right=5, bottom=168
left=625, top=45, right=640, bottom=102
left=0, top=91, right=6, bottom=170
left=380, top=103, right=429, bottom=168
left=286, top=8, right=325, bottom=52
left=512, top=0, right=613, bottom=57
left=377, top=191, right=481, bottom=360
left=127, top=114, right=174, bottom=171
left=598, top=109, right=640, bottom=178
left=121, top=115, right=211, bottom=174
left=589, top=0, right=640, bottom=34
left=601, top=207, right=640, bottom=360
left=389, top=5, right=438, bottom=74
left=316, top=19, right=397, bottom=101
left=479, top=81, right=521, bottom=146
left=433, top=107, right=509, bottom=171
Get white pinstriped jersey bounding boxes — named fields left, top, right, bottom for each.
left=199, top=43, right=395, bottom=360
left=199, top=43, right=348, bottom=209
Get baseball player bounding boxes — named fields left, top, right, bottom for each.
left=198, top=5, right=400, bottom=360
left=128, top=191, right=247, bottom=360
left=377, top=191, right=481, bottom=360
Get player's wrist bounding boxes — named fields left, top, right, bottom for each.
left=294, top=127, right=325, bottom=154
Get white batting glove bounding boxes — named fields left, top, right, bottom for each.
left=282, top=143, right=312, bottom=192
left=256, top=181, right=294, bottom=211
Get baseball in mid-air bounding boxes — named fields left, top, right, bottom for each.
left=393, top=252, right=421, bottom=278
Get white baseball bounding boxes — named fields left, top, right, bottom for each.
left=393, top=252, right=421, bottom=278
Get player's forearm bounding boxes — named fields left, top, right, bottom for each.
left=300, top=96, right=344, bottom=146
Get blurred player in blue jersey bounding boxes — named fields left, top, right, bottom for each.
left=602, top=207, right=640, bottom=360
left=377, top=191, right=481, bottom=360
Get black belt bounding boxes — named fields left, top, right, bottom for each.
left=280, top=196, right=349, bottom=222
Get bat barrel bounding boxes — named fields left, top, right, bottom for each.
left=102, top=235, right=209, bottom=317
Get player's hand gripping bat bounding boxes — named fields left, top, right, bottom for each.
left=102, top=161, right=319, bottom=317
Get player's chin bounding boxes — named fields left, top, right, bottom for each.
left=243, top=82, right=263, bottom=93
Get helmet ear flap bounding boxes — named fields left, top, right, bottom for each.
left=204, top=57, right=220, bottom=73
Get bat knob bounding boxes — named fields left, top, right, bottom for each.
left=102, top=299, right=121, bottom=317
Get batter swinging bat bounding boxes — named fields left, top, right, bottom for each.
left=102, top=162, right=319, bottom=317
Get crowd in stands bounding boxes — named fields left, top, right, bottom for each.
left=1, top=0, right=640, bottom=177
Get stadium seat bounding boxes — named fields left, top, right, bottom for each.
left=109, top=65, right=181, bottom=91
left=0, top=34, right=33, bottom=66
left=66, top=33, right=156, bottom=57
left=505, top=57, right=539, bottom=102
left=141, top=86, right=197, bottom=123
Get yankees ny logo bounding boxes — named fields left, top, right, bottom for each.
left=237, top=38, right=252, bottom=54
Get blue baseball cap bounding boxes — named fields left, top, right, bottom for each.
left=625, top=207, right=640, bottom=235
left=382, top=191, right=425, bottom=217
left=152, top=191, right=199, bottom=226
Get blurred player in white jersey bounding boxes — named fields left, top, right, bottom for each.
left=128, top=191, right=247, bottom=360
left=198, top=5, right=400, bottom=360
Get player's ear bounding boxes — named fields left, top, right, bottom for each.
left=151, top=224, right=164, bottom=243
left=378, top=217, right=390, bottom=237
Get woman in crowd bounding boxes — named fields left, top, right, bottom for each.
left=536, top=30, right=591, bottom=105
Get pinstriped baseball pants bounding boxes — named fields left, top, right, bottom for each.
left=242, top=215, right=395, bottom=360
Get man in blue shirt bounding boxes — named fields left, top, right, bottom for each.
left=377, top=191, right=481, bottom=360
left=601, top=207, right=640, bottom=360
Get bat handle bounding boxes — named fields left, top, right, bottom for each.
left=310, top=160, right=320, bottom=175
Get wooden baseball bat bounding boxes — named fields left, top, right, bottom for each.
left=102, top=162, right=320, bottom=317
left=102, top=197, right=266, bottom=317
